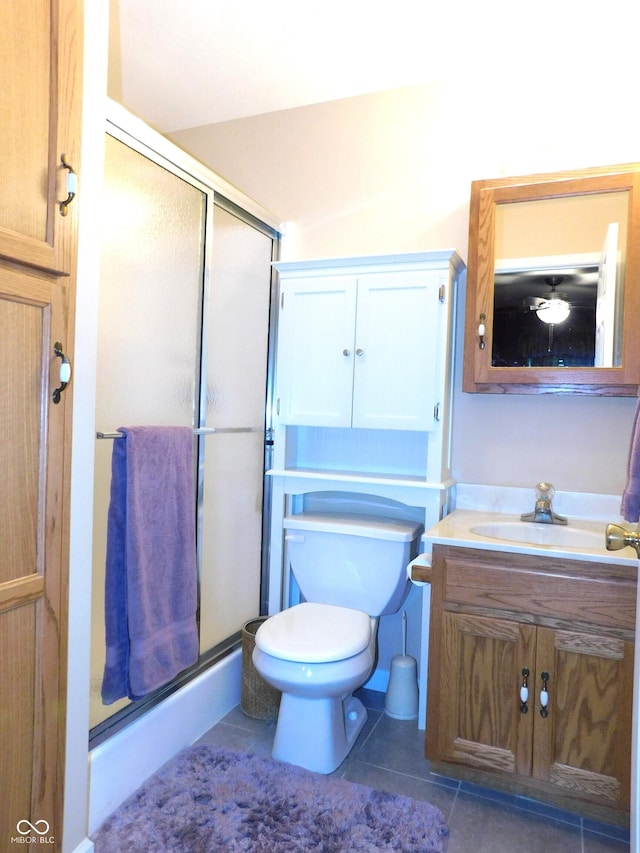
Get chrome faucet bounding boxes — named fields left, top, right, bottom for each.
left=520, top=482, right=567, bottom=525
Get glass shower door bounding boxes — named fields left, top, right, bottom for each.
left=91, top=133, right=206, bottom=728
left=90, top=128, right=277, bottom=735
left=198, top=204, right=274, bottom=652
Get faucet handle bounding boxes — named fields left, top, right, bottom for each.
left=535, top=482, right=555, bottom=500
left=606, top=523, right=640, bottom=556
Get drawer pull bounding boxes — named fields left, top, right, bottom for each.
left=519, top=667, right=529, bottom=713
left=52, top=341, right=71, bottom=403
left=59, top=154, right=77, bottom=216
left=540, top=671, right=550, bottom=717
left=478, top=313, right=486, bottom=349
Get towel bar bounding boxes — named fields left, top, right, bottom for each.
left=96, top=427, right=263, bottom=439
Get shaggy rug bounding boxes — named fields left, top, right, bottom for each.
left=91, top=745, right=449, bottom=852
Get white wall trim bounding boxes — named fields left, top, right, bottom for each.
left=63, top=2, right=109, bottom=851
left=69, top=840, right=94, bottom=853
left=88, top=650, right=241, bottom=836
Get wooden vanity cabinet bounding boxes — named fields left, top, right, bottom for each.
left=426, top=545, right=636, bottom=819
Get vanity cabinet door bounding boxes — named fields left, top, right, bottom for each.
left=276, top=275, right=358, bottom=427
left=427, top=544, right=635, bottom=817
left=438, top=612, right=536, bottom=777
left=532, top=626, right=633, bottom=810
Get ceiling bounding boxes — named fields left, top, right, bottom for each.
left=108, top=0, right=459, bottom=132
left=108, top=2, right=636, bottom=135
left=494, top=266, right=599, bottom=311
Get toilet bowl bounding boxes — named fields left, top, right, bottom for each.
left=253, top=511, right=423, bottom=774
left=253, top=602, right=376, bottom=773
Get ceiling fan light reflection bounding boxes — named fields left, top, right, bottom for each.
left=536, top=298, right=570, bottom=324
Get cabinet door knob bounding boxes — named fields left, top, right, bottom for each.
left=539, top=670, right=550, bottom=717
left=478, top=313, right=486, bottom=350
left=356, top=348, right=364, bottom=356
left=59, top=154, right=77, bottom=216
left=52, top=341, right=72, bottom=403
left=342, top=348, right=351, bottom=356
left=520, top=667, right=529, bottom=714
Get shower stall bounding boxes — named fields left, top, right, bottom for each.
left=89, top=109, right=281, bottom=740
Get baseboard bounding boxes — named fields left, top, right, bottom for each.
left=88, top=649, right=241, bottom=835
left=69, top=840, right=94, bottom=853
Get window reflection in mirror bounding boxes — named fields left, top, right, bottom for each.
left=492, top=191, right=628, bottom=368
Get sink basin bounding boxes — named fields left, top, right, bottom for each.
left=469, top=521, right=606, bottom=550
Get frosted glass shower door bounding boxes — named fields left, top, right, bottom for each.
left=90, top=127, right=277, bottom=736
left=90, top=134, right=207, bottom=728
left=198, top=205, right=274, bottom=652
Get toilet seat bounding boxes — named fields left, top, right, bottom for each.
left=256, top=602, right=371, bottom=663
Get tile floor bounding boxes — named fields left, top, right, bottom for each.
left=195, top=688, right=630, bottom=853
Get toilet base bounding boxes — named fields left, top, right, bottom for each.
left=272, top=693, right=367, bottom=774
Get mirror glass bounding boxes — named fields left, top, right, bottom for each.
left=492, top=191, right=629, bottom=368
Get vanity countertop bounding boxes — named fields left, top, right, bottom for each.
left=422, top=508, right=637, bottom=567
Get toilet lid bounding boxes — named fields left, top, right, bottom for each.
left=255, top=602, right=372, bottom=663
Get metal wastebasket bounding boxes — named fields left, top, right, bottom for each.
left=241, top=617, right=281, bottom=720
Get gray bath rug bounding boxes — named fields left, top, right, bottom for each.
left=91, top=745, right=449, bottom=852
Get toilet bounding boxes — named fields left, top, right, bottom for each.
left=253, top=511, right=423, bottom=774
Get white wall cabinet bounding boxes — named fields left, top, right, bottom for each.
left=276, top=268, right=443, bottom=431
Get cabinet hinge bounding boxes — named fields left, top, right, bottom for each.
left=276, top=398, right=280, bottom=415
left=281, top=291, right=285, bottom=309
left=438, top=284, right=446, bottom=303
left=434, top=403, right=441, bottom=422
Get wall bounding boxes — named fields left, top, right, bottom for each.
left=63, top=3, right=109, bottom=849
left=171, top=79, right=640, bottom=498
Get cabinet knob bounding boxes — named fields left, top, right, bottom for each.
left=539, top=671, right=550, bottom=717
left=52, top=341, right=72, bottom=403
left=478, top=313, right=486, bottom=350
left=519, top=667, right=529, bottom=714
left=342, top=348, right=351, bottom=356
left=356, top=348, right=364, bottom=356
left=59, top=154, right=77, bottom=216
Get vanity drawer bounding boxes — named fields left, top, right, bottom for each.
left=438, top=547, right=636, bottom=632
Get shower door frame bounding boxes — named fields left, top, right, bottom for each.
left=89, top=102, right=281, bottom=747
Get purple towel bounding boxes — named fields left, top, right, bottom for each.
left=621, top=400, right=640, bottom=523
left=102, top=427, right=198, bottom=704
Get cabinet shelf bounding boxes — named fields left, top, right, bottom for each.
left=267, top=467, right=453, bottom=505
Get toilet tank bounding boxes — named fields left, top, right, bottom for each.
left=283, top=512, right=424, bottom=617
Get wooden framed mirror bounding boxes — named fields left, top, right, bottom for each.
left=463, top=163, right=640, bottom=395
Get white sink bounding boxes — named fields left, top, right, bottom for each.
left=469, top=521, right=606, bottom=550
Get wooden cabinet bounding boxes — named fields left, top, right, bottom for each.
left=427, top=545, right=636, bottom=820
left=0, top=0, right=83, bottom=846
left=463, top=163, right=640, bottom=396
left=274, top=255, right=450, bottom=431
left=1, top=0, right=81, bottom=276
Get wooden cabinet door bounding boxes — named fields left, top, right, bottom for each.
left=532, top=627, right=633, bottom=810
left=438, top=612, right=536, bottom=776
left=277, top=276, right=357, bottom=427
left=351, top=271, right=441, bottom=431
left=0, top=0, right=81, bottom=847
left=0, top=0, right=80, bottom=275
